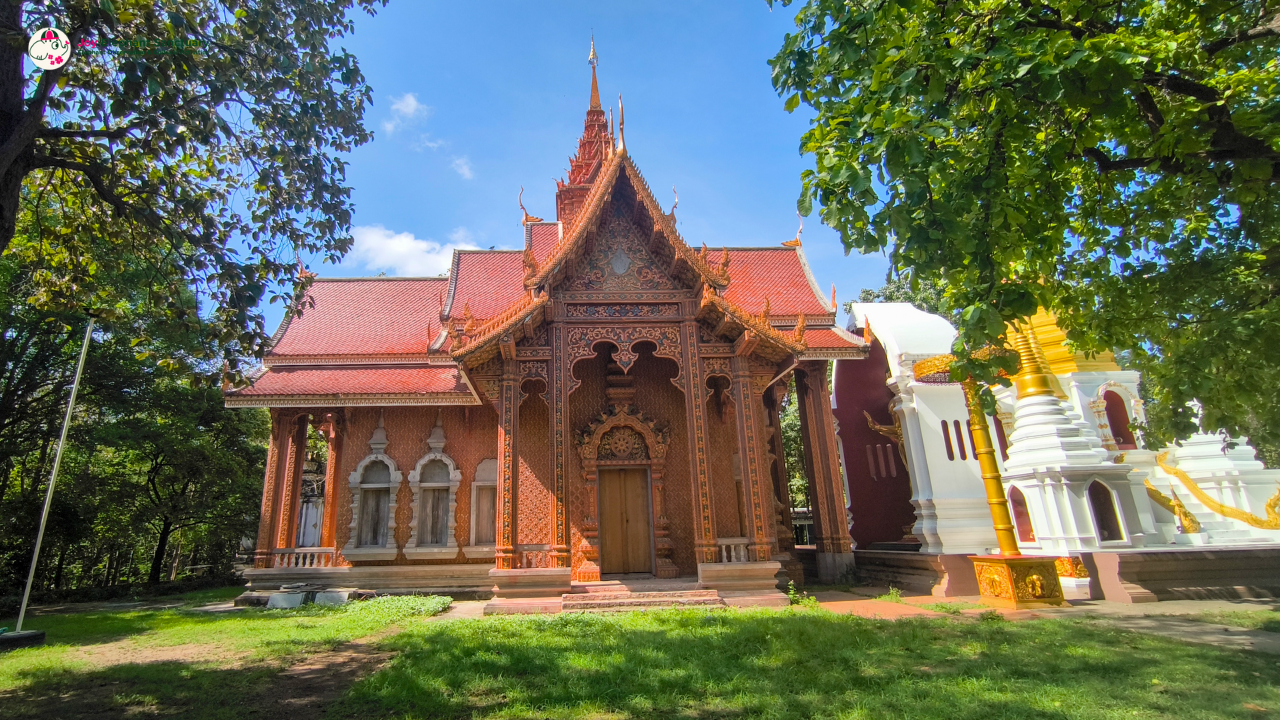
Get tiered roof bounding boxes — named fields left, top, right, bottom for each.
left=227, top=58, right=863, bottom=408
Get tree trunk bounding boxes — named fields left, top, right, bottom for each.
left=148, top=520, right=174, bottom=585
left=0, top=2, right=28, bottom=254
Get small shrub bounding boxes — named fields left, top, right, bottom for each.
left=875, top=587, right=903, bottom=603
left=979, top=609, right=1005, bottom=622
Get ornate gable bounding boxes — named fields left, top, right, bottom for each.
left=561, top=196, right=681, bottom=293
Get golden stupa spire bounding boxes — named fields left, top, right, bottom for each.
left=588, top=36, right=601, bottom=110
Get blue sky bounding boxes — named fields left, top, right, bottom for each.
left=281, top=2, right=890, bottom=331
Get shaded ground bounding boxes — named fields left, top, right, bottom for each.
left=0, top=594, right=452, bottom=720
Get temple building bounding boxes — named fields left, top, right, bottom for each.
left=227, top=53, right=864, bottom=608
left=833, top=304, right=1280, bottom=601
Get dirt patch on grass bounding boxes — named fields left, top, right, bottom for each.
left=253, top=635, right=394, bottom=717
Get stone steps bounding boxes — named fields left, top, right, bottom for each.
left=560, top=589, right=724, bottom=612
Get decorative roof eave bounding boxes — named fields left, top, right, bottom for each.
left=522, top=152, right=729, bottom=292
left=793, top=245, right=837, bottom=314
left=621, top=158, right=731, bottom=289
left=225, top=391, right=482, bottom=408
left=264, top=353, right=455, bottom=367
left=800, top=346, right=867, bottom=360
left=698, top=289, right=807, bottom=358
left=451, top=294, right=551, bottom=365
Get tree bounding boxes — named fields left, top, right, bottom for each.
left=0, top=1, right=384, bottom=374
left=846, top=275, right=947, bottom=316
left=97, top=379, right=265, bottom=584
left=769, top=0, right=1280, bottom=446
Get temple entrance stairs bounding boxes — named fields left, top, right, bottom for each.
left=561, top=576, right=726, bottom=612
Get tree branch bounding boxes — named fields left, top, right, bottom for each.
left=0, top=28, right=84, bottom=180
left=38, top=125, right=140, bottom=141
left=1080, top=147, right=1157, bottom=173
left=1203, top=11, right=1280, bottom=55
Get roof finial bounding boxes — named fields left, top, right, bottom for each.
left=616, top=94, right=626, bottom=155
left=670, top=186, right=679, bottom=218
left=782, top=211, right=803, bottom=247
left=831, top=284, right=837, bottom=311
left=588, top=36, right=601, bottom=110
left=518, top=186, right=542, bottom=224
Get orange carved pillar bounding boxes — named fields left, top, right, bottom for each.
left=681, top=321, right=717, bottom=564
left=319, top=411, right=344, bottom=550
left=796, top=360, right=855, bottom=582
left=254, top=409, right=287, bottom=568
left=495, top=359, right=520, bottom=570
left=275, top=414, right=309, bottom=551
left=550, top=325, right=570, bottom=568
left=729, top=357, right=774, bottom=561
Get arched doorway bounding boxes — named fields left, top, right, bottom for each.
left=1103, top=391, right=1138, bottom=450
left=1087, top=480, right=1124, bottom=542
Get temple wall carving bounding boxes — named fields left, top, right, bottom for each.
left=706, top=393, right=744, bottom=539
left=334, top=406, right=499, bottom=565
left=517, top=391, right=554, bottom=549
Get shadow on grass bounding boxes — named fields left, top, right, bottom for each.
left=0, top=660, right=279, bottom=720
left=332, top=610, right=1280, bottom=720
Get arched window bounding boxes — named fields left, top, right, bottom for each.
left=404, top=417, right=463, bottom=559
left=1009, top=486, right=1036, bottom=543
left=1088, top=480, right=1125, bottom=542
left=1104, top=391, right=1137, bottom=450
left=357, top=460, right=392, bottom=547
left=469, top=459, right=498, bottom=554
left=342, top=417, right=403, bottom=561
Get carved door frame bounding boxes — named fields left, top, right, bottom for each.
left=575, top=405, right=678, bottom=580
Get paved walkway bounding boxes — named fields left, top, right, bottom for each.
left=810, top=585, right=1280, bottom=654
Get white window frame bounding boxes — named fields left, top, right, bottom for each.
left=342, top=453, right=402, bottom=561
left=403, top=450, right=462, bottom=560
left=464, top=458, right=498, bottom=559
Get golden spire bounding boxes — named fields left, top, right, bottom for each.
left=588, top=37, right=601, bottom=110
left=1010, top=324, right=1056, bottom=398
left=782, top=211, right=803, bottom=247
left=617, top=94, right=626, bottom=155
left=831, top=284, right=837, bottom=311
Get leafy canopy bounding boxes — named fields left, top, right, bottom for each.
left=770, top=0, right=1280, bottom=444
left=3, top=0, right=384, bottom=374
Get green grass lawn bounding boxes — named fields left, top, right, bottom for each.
left=0, top=594, right=450, bottom=719
left=1187, top=608, right=1280, bottom=633
left=331, top=608, right=1280, bottom=720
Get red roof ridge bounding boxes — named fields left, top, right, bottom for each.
left=309, top=275, right=450, bottom=282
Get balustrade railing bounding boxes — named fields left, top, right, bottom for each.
left=272, top=548, right=335, bottom=569
left=716, top=537, right=750, bottom=563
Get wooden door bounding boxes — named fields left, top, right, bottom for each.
left=598, top=467, right=653, bottom=574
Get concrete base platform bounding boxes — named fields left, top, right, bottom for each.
left=1085, top=546, right=1280, bottom=603
left=853, top=550, right=979, bottom=596
left=483, top=597, right=564, bottom=615
left=0, top=630, right=45, bottom=651
left=244, top=562, right=495, bottom=598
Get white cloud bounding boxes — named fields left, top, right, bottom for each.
left=413, top=135, right=445, bottom=151
left=381, top=92, right=429, bottom=135
left=451, top=156, right=474, bottom=180
left=345, top=225, right=477, bottom=277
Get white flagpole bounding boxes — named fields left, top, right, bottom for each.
left=16, top=317, right=94, bottom=633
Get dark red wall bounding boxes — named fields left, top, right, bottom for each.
left=832, top=338, right=917, bottom=548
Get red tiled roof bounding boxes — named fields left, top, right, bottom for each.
left=803, top=327, right=862, bottom=349
left=528, top=222, right=561, bottom=265
left=718, top=247, right=832, bottom=317
left=270, top=278, right=447, bottom=357
left=446, top=251, right=527, bottom=320
left=229, top=365, right=470, bottom=400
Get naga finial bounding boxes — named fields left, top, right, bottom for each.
left=793, top=313, right=807, bottom=343
left=783, top=211, right=803, bottom=247
left=761, top=297, right=771, bottom=321
left=616, top=94, right=626, bottom=154
left=718, top=247, right=730, bottom=276
left=670, top=186, right=679, bottom=218
left=519, top=186, right=543, bottom=224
